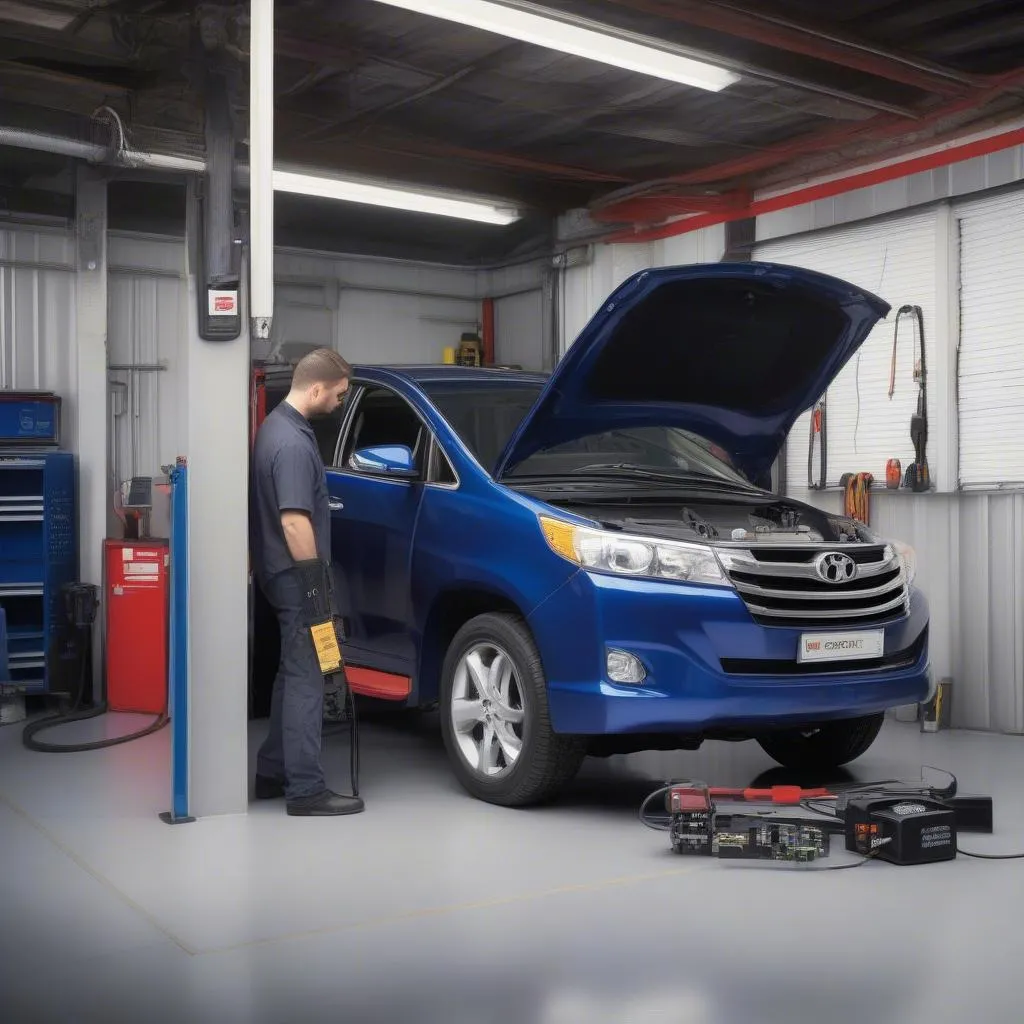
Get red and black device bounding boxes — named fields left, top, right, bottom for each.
left=104, top=538, right=169, bottom=715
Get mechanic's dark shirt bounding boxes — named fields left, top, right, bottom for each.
left=250, top=400, right=331, bottom=583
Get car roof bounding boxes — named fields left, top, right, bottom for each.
left=352, top=364, right=549, bottom=387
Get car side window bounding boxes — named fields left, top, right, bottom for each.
left=341, top=386, right=427, bottom=474
left=428, top=439, right=458, bottom=486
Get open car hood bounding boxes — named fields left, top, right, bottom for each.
left=492, top=262, right=889, bottom=482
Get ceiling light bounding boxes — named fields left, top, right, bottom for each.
left=272, top=169, right=521, bottom=225
left=0, top=1, right=77, bottom=31
left=369, top=0, right=738, bottom=92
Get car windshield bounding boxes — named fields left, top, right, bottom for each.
left=421, top=381, right=750, bottom=485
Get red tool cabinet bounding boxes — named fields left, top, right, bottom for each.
left=104, top=538, right=169, bottom=714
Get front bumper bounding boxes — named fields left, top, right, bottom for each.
left=528, top=570, right=931, bottom=736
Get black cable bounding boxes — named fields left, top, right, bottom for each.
left=956, top=847, right=1024, bottom=861
left=22, top=627, right=168, bottom=754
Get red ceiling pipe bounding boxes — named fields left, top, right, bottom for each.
left=604, top=0, right=973, bottom=97
left=666, top=66, right=1024, bottom=189
left=605, top=124, right=1024, bottom=244
left=481, top=297, right=495, bottom=366
left=590, top=191, right=751, bottom=223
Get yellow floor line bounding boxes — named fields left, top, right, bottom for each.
left=0, top=790, right=199, bottom=956
left=200, top=862, right=705, bottom=956
left=2, top=787, right=703, bottom=960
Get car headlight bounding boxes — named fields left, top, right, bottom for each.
left=892, top=540, right=917, bottom=585
left=539, top=516, right=729, bottom=586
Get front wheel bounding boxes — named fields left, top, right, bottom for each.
left=439, top=612, right=586, bottom=807
left=756, top=712, right=885, bottom=772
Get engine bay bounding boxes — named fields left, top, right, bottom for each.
left=525, top=485, right=873, bottom=546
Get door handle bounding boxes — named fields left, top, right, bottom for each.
left=329, top=499, right=344, bottom=512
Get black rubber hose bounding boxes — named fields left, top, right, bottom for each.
left=21, top=630, right=168, bottom=753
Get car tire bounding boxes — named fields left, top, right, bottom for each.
left=439, top=612, right=586, bottom=807
left=756, top=713, right=885, bottom=772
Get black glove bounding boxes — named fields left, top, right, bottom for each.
left=294, top=559, right=345, bottom=678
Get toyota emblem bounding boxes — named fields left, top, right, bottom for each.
left=815, top=552, right=857, bottom=584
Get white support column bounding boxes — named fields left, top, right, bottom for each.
left=183, top=182, right=250, bottom=818
left=74, top=167, right=109, bottom=689
left=249, top=0, right=275, bottom=344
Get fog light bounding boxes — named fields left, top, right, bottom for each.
left=607, top=648, right=646, bottom=684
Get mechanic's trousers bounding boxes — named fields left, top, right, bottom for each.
left=255, top=568, right=326, bottom=801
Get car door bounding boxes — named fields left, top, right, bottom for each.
left=326, top=383, right=427, bottom=678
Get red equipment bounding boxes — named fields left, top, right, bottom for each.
left=104, top=539, right=169, bottom=715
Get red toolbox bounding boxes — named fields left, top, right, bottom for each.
left=104, top=539, right=169, bottom=715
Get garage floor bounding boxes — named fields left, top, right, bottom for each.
left=1, top=709, right=1022, bottom=1024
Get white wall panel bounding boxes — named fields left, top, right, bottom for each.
left=495, top=290, right=544, bottom=369
left=338, top=288, right=479, bottom=365
left=272, top=248, right=480, bottom=365
left=954, top=189, right=1024, bottom=486
left=755, top=210, right=940, bottom=490
left=0, top=224, right=77, bottom=444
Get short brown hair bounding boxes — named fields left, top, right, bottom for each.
left=291, top=347, right=352, bottom=390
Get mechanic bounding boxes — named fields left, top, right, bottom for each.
left=249, top=347, right=364, bottom=817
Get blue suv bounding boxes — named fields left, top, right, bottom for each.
left=313, top=263, right=931, bottom=806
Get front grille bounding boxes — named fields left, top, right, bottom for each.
left=720, top=628, right=928, bottom=676
left=716, top=544, right=909, bottom=628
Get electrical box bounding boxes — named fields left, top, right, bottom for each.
left=199, top=276, right=242, bottom=342
left=105, top=539, right=169, bottom=714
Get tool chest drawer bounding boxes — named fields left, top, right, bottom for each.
left=0, top=451, right=76, bottom=696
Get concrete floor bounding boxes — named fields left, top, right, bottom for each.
left=1, top=707, right=1023, bottom=1024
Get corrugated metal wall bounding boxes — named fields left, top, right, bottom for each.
left=788, top=486, right=1024, bottom=733
left=756, top=133, right=1024, bottom=243
left=107, top=235, right=186, bottom=508
left=0, top=224, right=77, bottom=445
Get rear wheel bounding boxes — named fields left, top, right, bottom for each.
left=439, top=612, right=586, bottom=806
left=756, top=713, right=884, bottom=772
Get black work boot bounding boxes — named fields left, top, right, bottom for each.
left=286, top=789, right=365, bottom=816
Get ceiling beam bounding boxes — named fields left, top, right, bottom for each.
left=603, top=0, right=976, bottom=96
left=299, top=41, right=525, bottom=144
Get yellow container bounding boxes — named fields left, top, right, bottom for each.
left=442, top=346, right=456, bottom=364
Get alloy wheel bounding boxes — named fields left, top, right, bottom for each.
left=449, top=642, right=525, bottom=777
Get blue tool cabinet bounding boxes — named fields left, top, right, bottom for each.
left=0, top=450, right=76, bottom=694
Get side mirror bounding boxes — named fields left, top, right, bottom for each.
left=351, top=444, right=417, bottom=477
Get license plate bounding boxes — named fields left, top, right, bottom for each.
left=798, top=630, right=884, bottom=664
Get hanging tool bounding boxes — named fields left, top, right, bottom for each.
left=889, top=304, right=930, bottom=491
left=807, top=393, right=827, bottom=489
left=840, top=471, right=873, bottom=524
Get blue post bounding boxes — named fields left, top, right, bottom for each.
left=160, top=458, right=194, bottom=825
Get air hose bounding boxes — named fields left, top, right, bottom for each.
left=21, top=583, right=168, bottom=753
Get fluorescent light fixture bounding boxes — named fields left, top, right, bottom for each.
left=0, top=1, right=77, bottom=31
left=369, top=0, right=739, bottom=92
left=272, top=168, right=521, bottom=225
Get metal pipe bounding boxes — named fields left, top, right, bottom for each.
left=0, top=125, right=206, bottom=173
left=249, top=0, right=275, bottom=341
